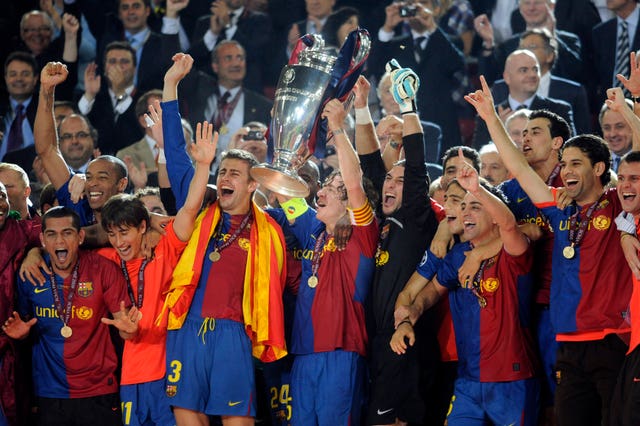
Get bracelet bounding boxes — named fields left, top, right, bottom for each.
left=332, top=128, right=345, bottom=135
left=355, top=107, right=373, bottom=125
left=398, top=319, right=412, bottom=327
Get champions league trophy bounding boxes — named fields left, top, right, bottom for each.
left=250, top=30, right=370, bottom=197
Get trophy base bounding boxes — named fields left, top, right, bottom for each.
left=251, top=165, right=310, bottom=198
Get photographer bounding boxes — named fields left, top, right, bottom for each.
left=228, top=121, right=268, bottom=163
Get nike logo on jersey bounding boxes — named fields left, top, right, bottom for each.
left=34, top=288, right=49, bottom=294
left=228, top=401, right=243, bottom=407
left=517, top=196, right=528, bottom=203
left=377, top=408, right=393, bottom=415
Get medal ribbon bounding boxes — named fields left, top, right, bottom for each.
left=120, top=258, right=149, bottom=309
left=210, top=210, right=253, bottom=257
left=48, top=261, right=80, bottom=326
left=567, top=192, right=605, bottom=247
left=310, top=231, right=327, bottom=278
left=471, top=255, right=494, bottom=304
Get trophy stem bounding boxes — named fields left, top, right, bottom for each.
left=250, top=165, right=310, bottom=198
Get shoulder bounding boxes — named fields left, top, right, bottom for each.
left=593, top=18, right=617, bottom=34
left=550, top=75, right=582, bottom=89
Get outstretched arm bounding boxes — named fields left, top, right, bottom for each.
left=465, top=76, right=553, bottom=205
left=34, top=62, right=72, bottom=189
left=605, top=87, right=640, bottom=152
left=173, top=122, right=217, bottom=242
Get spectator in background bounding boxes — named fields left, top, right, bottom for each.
left=599, top=97, right=634, bottom=173
left=479, top=142, right=511, bottom=185
left=0, top=162, right=36, bottom=219
left=320, top=7, right=360, bottom=51
left=96, top=0, right=181, bottom=94
left=189, top=0, right=273, bottom=93
left=504, top=107, right=531, bottom=149
left=228, top=121, right=269, bottom=163
left=58, top=113, right=98, bottom=174
left=79, top=42, right=144, bottom=155
left=490, top=28, right=591, bottom=135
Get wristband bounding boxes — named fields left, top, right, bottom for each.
left=398, top=319, right=412, bottom=327
left=157, top=148, right=167, bottom=164
left=355, top=107, right=373, bottom=125
left=332, top=128, right=345, bottom=135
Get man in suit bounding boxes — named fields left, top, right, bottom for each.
left=474, top=49, right=575, bottom=146
left=188, top=0, right=273, bottom=93
left=1, top=52, right=39, bottom=175
left=97, top=0, right=180, bottom=94
left=116, top=89, right=162, bottom=186
left=475, top=0, right=583, bottom=84
left=181, top=40, right=272, bottom=173
left=592, top=0, right=640, bottom=105
left=598, top=97, right=634, bottom=172
left=491, top=28, right=591, bottom=135
left=78, top=41, right=144, bottom=155
left=371, top=0, right=465, bottom=153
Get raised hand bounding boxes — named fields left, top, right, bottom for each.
left=464, top=75, right=497, bottom=122
left=382, top=2, right=403, bottom=32
left=83, top=63, right=101, bottom=100
left=456, top=148, right=480, bottom=192
left=164, top=53, right=194, bottom=84
left=40, top=62, right=69, bottom=90
left=322, top=99, right=348, bottom=131
left=166, top=0, right=189, bottom=18
left=61, top=13, right=80, bottom=36
left=473, top=14, right=494, bottom=46
left=146, top=99, right=164, bottom=148
left=3, top=312, right=37, bottom=340
left=123, top=156, right=148, bottom=190
left=210, top=0, right=231, bottom=34
left=617, top=52, right=640, bottom=96
left=68, top=173, right=86, bottom=203
left=352, top=75, right=371, bottom=109
left=190, top=122, right=218, bottom=166
left=605, top=87, right=628, bottom=113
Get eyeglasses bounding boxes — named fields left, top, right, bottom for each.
left=59, top=131, right=91, bottom=142
left=106, top=58, right=133, bottom=66
left=22, top=26, right=52, bottom=34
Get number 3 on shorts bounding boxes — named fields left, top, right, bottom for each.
left=167, top=360, right=182, bottom=383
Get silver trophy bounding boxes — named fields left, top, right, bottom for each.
left=251, top=32, right=370, bottom=197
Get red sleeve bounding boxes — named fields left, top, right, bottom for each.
left=430, top=198, right=445, bottom=221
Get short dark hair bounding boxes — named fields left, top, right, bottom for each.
left=135, top=89, right=162, bottom=117
left=220, top=149, right=259, bottom=171
left=621, top=150, right=640, bottom=166
left=560, top=134, right=611, bottom=186
left=39, top=183, right=58, bottom=213
left=4, top=51, right=37, bottom=76
left=529, top=109, right=571, bottom=141
left=93, top=155, right=129, bottom=180
left=442, top=146, right=480, bottom=171
left=54, top=100, right=79, bottom=113
left=520, top=28, right=558, bottom=67
left=101, top=193, right=150, bottom=231
left=117, top=0, right=151, bottom=7
left=479, top=178, right=509, bottom=205
left=104, top=41, right=137, bottom=68
left=321, top=7, right=359, bottom=48
left=42, top=206, right=81, bottom=231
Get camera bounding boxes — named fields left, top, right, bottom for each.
left=244, top=130, right=264, bottom=141
left=399, top=5, right=417, bottom=17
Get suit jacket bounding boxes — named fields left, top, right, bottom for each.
left=0, top=95, right=38, bottom=175
left=473, top=94, right=576, bottom=146
left=369, top=29, right=465, bottom=152
left=116, top=136, right=157, bottom=174
left=478, top=29, right=582, bottom=84
left=592, top=14, right=640, bottom=105
left=178, top=69, right=272, bottom=133
left=98, top=23, right=180, bottom=94
left=87, top=86, right=144, bottom=156
left=188, top=9, right=274, bottom=93
left=491, top=75, right=591, bottom=134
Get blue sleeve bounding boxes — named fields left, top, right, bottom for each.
left=16, top=275, right=32, bottom=320
left=55, top=178, right=94, bottom=226
left=268, top=207, right=321, bottom=248
left=162, top=100, right=194, bottom=210
left=416, top=249, right=442, bottom=281
left=436, top=243, right=469, bottom=289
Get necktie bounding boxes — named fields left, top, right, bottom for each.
left=7, top=104, right=25, bottom=152
left=613, top=156, right=620, bottom=172
left=516, top=104, right=527, bottom=110
left=213, top=91, right=231, bottom=131
left=615, top=21, right=630, bottom=87
left=414, top=36, right=426, bottom=63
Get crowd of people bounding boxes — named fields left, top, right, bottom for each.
left=2, top=0, right=640, bottom=425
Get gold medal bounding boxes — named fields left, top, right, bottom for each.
left=478, top=296, right=487, bottom=308
left=60, top=325, right=73, bottom=338
left=209, top=250, right=221, bottom=262
left=308, top=276, right=318, bottom=288
left=563, top=245, right=575, bottom=259
left=219, top=124, right=228, bottom=135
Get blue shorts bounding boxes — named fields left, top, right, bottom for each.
left=291, top=350, right=366, bottom=426
left=120, top=379, right=174, bottom=426
left=447, top=377, right=540, bottom=426
left=165, top=318, right=256, bottom=417
left=260, top=356, right=294, bottom=425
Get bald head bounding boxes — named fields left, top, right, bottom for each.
left=504, top=50, right=541, bottom=101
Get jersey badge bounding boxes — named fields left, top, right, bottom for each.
left=75, top=306, right=93, bottom=320
left=592, top=215, right=611, bottom=231
left=375, top=249, right=389, bottom=267
left=238, top=238, right=250, bottom=251
left=325, top=237, right=337, bottom=253
left=380, top=223, right=390, bottom=240
left=76, top=281, right=93, bottom=297
left=482, top=277, right=499, bottom=293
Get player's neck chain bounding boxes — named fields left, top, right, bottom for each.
left=120, top=258, right=149, bottom=309
left=564, top=192, right=606, bottom=259
left=209, top=210, right=253, bottom=262
left=47, top=261, right=80, bottom=339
